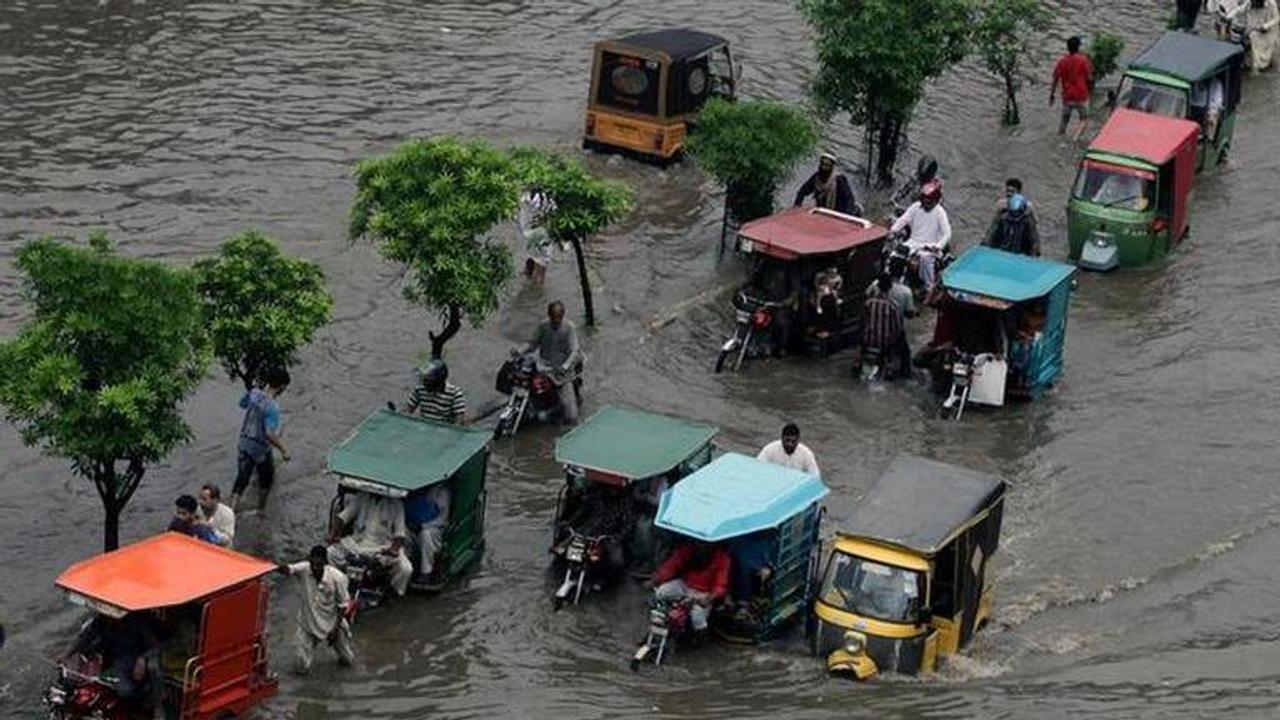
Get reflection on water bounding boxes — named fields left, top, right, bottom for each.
left=2, top=1, right=1280, bottom=718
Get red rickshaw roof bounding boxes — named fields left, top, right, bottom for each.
left=1089, top=108, right=1200, bottom=165
left=739, top=207, right=888, bottom=259
left=55, top=533, right=277, bottom=613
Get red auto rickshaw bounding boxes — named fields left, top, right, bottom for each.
left=44, top=533, right=278, bottom=720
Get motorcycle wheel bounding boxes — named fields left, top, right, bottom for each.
left=714, top=349, right=731, bottom=374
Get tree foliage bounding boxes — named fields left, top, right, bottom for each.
left=194, top=229, right=333, bottom=390
left=509, top=147, right=633, bottom=326
left=799, top=0, right=973, bottom=185
left=0, top=234, right=208, bottom=550
left=974, top=0, right=1053, bottom=126
left=1088, top=32, right=1126, bottom=82
left=349, top=137, right=520, bottom=358
left=686, top=97, right=818, bottom=225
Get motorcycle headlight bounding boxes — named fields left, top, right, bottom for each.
left=843, top=630, right=867, bottom=656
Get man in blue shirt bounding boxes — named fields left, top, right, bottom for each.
left=168, top=495, right=221, bottom=545
left=230, top=366, right=291, bottom=511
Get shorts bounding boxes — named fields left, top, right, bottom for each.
left=233, top=450, right=275, bottom=495
left=1059, top=102, right=1088, bottom=132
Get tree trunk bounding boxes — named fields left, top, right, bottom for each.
left=429, top=304, right=462, bottom=359
left=103, top=498, right=122, bottom=552
left=570, top=236, right=595, bottom=327
left=875, top=116, right=903, bottom=187
left=1003, top=73, right=1021, bottom=126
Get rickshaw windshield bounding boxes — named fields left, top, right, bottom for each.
left=597, top=52, right=661, bottom=115
left=1072, top=162, right=1156, bottom=212
left=821, top=553, right=923, bottom=623
left=1117, top=77, right=1188, bottom=118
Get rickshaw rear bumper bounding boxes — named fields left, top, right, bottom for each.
left=826, top=648, right=879, bottom=680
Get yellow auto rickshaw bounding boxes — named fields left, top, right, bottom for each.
left=811, top=456, right=1006, bottom=679
left=583, top=29, right=736, bottom=163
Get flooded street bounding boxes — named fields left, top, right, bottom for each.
left=3, top=0, right=1280, bottom=717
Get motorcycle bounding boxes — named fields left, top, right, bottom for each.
left=494, top=353, right=573, bottom=437
left=940, top=350, right=975, bottom=420
left=714, top=292, right=786, bottom=373
left=630, top=597, right=695, bottom=670
left=551, top=529, right=609, bottom=610
left=884, top=232, right=955, bottom=300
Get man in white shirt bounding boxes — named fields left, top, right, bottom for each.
left=196, top=483, right=235, bottom=547
left=890, top=179, right=952, bottom=290
left=327, top=491, right=413, bottom=596
left=278, top=545, right=355, bottom=674
left=757, top=424, right=821, bottom=477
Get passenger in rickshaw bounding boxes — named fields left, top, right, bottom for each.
left=749, top=262, right=798, bottom=355
left=813, top=267, right=844, bottom=337
left=1006, top=301, right=1048, bottom=398
left=404, top=484, right=451, bottom=587
left=103, top=612, right=166, bottom=719
left=556, top=480, right=633, bottom=582
left=794, top=152, right=862, bottom=216
left=328, top=490, right=413, bottom=596
left=726, top=530, right=774, bottom=630
left=1191, top=74, right=1227, bottom=140
left=650, top=540, right=731, bottom=634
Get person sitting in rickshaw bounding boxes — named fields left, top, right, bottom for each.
left=403, top=484, right=451, bottom=588
left=813, top=267, right=844, bottom=337
left=726, top=531, right=774, bottom=631
left=1007, top=302, right=1048, bottom=398
left=104, top=612, right=166, bottom=720
left=649, top=540, right=731, bottom=634
left=794, top=152, right=861, bottom=216
left=556, top=480, right=633, bottom=583
left=328, top=490, right=413, bottom=596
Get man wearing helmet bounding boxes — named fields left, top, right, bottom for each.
left=985, top=191, right=1040, bottom=257
left=889, top=178, right=952, bottom=290
left=794, top=153, right=862, bottom=216
left=404, top=359, right=467, bottom=425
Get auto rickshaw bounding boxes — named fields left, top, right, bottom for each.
left=812, top=456, right=1006, bottom=679
left=631, top=453, right=828, bottom=668
left=327, top=408, right=490, bottom=603
left=1067, top=108, right=1200, bottom=270
left=44, top=533, right=278, bottom=720
left=715, top=207, right=889, bottom=373
left=550, top=404, right=718, bottom=608
left=923, top=247, right=1076, bottom=419
left=583, top=29, right=736, bottom=163
left=1117, top=31, right=1245, bottom=171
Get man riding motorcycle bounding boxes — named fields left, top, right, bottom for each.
left=891, top=155, right=940, bottom=215
left=889, top=179, right=952, bottom=291
left=512, top=300, right=584, bottom=425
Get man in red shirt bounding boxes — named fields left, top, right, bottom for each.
left=651, top=540, right=731, bottom=632
left=1050, top=36, right=1094, bottom=138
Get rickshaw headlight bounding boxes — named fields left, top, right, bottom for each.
left=843, top=631, right=867, bottom=656
left=739, top=238, right=754, bottom=253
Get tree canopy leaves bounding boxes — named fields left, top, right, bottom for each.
left=973, top=0, right=1053, bottom=125
left=686, top=98, right=818, bottom=223
left=349, top=137, right=520, bottom=338
left=194, top=229, right=333, bottom=389
left=509, top=147, right=634, bottom=243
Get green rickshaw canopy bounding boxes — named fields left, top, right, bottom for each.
left=1129, top=31, right=1244, bottom=83
left=327, top=409, right=491, bottom=496
left=554, top=404, right=718, bottom=481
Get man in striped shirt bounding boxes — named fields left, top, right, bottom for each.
left=863, top=285, right=907, bottom=378
left=405, top=360, right=466, bottom=425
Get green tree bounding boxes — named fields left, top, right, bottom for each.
left=686, top=98, right=818, bottom=243
left=974, top=0, right=1053, bottom=126
left=1088, top=32, right=1126, bottom=83
left=349, top=138, right=521, bottom=359
left=0, top=234, right=208, bottom=551
left=799, top=0, right=973, bottom=185
left=194, top=229, right=333, bottom=390
left=510, top=148, right=633, bottom=327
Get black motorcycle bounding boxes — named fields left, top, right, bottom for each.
left=714, top=292, right=787, bottom=373
left=494, top=353, right=577, bottom=437
left=551, top=528, right=610, bottom=610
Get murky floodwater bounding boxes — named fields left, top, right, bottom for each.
left=3, top=1, right=1280, bottom=718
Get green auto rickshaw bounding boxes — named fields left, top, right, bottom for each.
left=1067, top=108, right=1200, bottom=270
left=1117, top=30, right=1245, bottom=171
left=327, top=408, right=491, bottom=604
